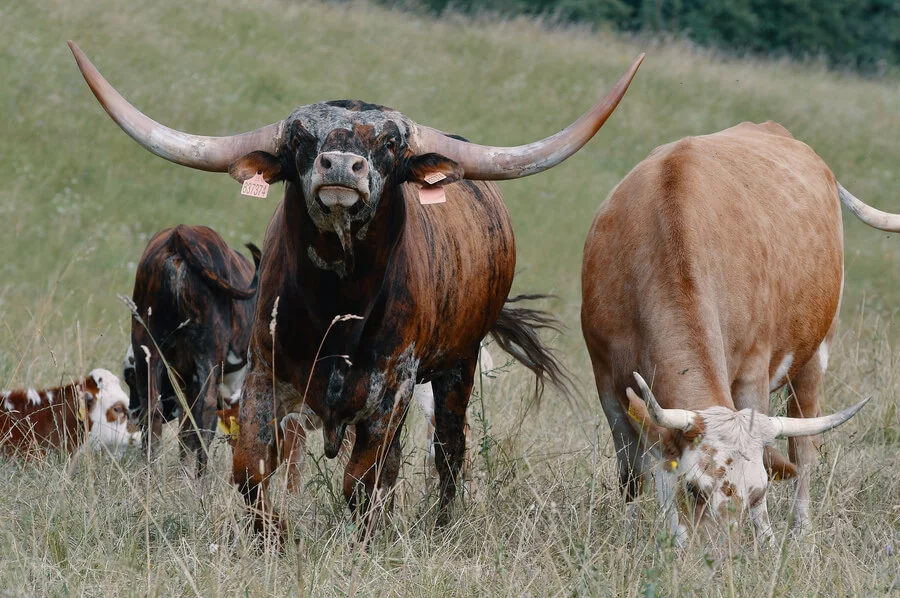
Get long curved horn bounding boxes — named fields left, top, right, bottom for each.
left=410, top=53, right=644, bottom=180
left=632, top=372, right=698, bottom=432
left=68, top=42, right=284, bottom=172
left=770, top=397, right=870, bottom=438
left=838, top=184, right=900, bottom=232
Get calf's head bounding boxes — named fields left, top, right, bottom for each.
left=626, top=372, right=868, bottom=544
left=82, top=368, right=141, bottom=455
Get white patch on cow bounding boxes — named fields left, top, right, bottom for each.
left=769, top=353, right=794, bottom=391
left=219, top=365, right=247, bottom=403
left=45, top=390, right=54, bottom=404
left=2, top=391, right=13, bottom=411
left=226, top=350, right=243, bottom=367
left=86, top=368, right=136, bottom=459
left=26, top=389, right=41, bottom=406
left=817, top=341, right=830, bottom=371
left=124, top=344, right=135, bottom=368
left=413, top=383, right=436, bottom=467
left=669, top=406, right=778, bottom=538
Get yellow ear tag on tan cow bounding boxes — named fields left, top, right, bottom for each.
left=627, top=403, right=640, bottom=422
left=417, top=172, right=447, bottom=205
left=241, top=171, right=269, bottom=199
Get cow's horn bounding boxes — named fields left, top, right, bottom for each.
left=68, top=42, right=284, bottom=172
left=632, top=372, right=698, bottom=432
left=770, top=397, right=870, bottom=438
left=410, top=53, right=644, bottom=181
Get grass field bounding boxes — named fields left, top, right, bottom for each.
left=1, top=0, right=898, bottom=594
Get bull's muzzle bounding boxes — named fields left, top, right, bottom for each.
left=312, top=151, right=370, bottom=208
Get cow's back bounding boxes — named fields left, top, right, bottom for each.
left=582, top=122, right=843, bottom=408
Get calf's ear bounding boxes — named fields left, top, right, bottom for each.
left=403, top=153, right=463, bottom=187
left=229, top=151, right=284, bottom=184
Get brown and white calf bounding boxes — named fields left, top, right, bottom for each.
left=0, top=369, right=139, bottom=458
left=581, top=122, right=894, bottom=545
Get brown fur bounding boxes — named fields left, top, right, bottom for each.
left=583, top=122, right=843, bottom=503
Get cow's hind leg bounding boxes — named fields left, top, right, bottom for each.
left=180, top=360, right=218, bottom=477
left=431, top=356, right=477, bottom=521
left=786, top=352, right=828, bottom=535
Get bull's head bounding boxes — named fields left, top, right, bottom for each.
left=68, top=42, right=643, bottom=276
left=626, top=372, right=868, bottom=546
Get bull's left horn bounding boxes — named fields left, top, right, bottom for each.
left=632, top=372, right=698, bottom=432
left=770, top=397, right=870, bottom=438
left=410, top=53, right=644, bottom=181
left=68, top=42, right=284, bottom=172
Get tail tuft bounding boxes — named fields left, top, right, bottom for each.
left=489, top=294, right=575, bottom=405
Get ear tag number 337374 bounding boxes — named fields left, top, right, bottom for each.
left=241, top=171, right=269, bottom=198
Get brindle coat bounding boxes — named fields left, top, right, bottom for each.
left=130, top=224, right=260, bottom=475
left=228, top=102, right=565, bottom=538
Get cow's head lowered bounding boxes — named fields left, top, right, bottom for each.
left=626, top=372, right=868, bottom=544
left=67, top=42, right=643, bottom=276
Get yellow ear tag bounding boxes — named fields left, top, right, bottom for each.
left=228, top=417, right=240, bottom=439
left=627, top=403, right=640, bottom=422
left=669, top=460, right=678, bottom=472
left=217, top=416, right=230, bottom=435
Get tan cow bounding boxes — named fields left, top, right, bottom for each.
left=581, top=121, right=895, bottom=545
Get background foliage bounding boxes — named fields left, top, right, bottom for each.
left=382, top=0, right=900, bottom=73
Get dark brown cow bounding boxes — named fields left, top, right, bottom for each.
left=581, top=122, right=893, bottom=545
left=128, top=224, right=260, bottom=475
left=69, top=41, right=643, bottom=540
left=0, top=369, right=138, bottom=458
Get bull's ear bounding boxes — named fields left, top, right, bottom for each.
left=229, top=151, right=284, bottom=184
left=625, top=387, right=669, bottom=447
left=403, top=153, right=463, bottom=187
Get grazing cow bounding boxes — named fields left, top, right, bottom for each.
left=69, top=41, right=642, bottom=539
left=581, top=121, right=894, bottom=545
left=0, top=369, right=139, bottom=458
left=128, top=224, right=260, bottom=476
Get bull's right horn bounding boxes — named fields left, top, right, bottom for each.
left=411, top=53, right=645, bottom=181
left=632, top=372, right=698, bottom=432
left=68, top=41, right=284, bottom=172
left=770, top=397, right=871, bottom=438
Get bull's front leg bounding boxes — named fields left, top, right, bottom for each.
left=343, top=380, right=414, bottom=539
left=232, top=370, right=283, bottom=545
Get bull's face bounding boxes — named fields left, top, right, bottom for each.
left=227, top=102, right=462, bottom=275
left=626, top=372, right=867, bottom=547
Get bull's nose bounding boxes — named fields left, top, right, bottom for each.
left=315, top=151, right=368, bottom=179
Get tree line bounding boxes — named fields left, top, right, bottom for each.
left=377, top=0, right=899, bottom=74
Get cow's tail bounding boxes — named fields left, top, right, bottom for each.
left=489, top=294, right=575, bottom=405
left=171, top=225, right=258, bottom=300
left=838, top=183, right=900, bottom=232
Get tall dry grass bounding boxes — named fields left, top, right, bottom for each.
left=0, top=0, right=897, bottom=594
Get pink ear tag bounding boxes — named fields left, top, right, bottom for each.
left=417, top=172, right=447, bottom=205
left=241, top=171, right=269, bottom=198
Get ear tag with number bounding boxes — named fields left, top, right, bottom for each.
left=417, top=172, right=447, bottom=205
left=241, top=171, right=269, bottom=198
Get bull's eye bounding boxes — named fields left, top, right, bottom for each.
left=384, top=138, right=397, bottom=152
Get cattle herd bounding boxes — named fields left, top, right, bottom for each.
left=0, top=41, right=895, bottom=552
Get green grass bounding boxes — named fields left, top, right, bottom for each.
left=0, top=0, right=898, bottom=594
